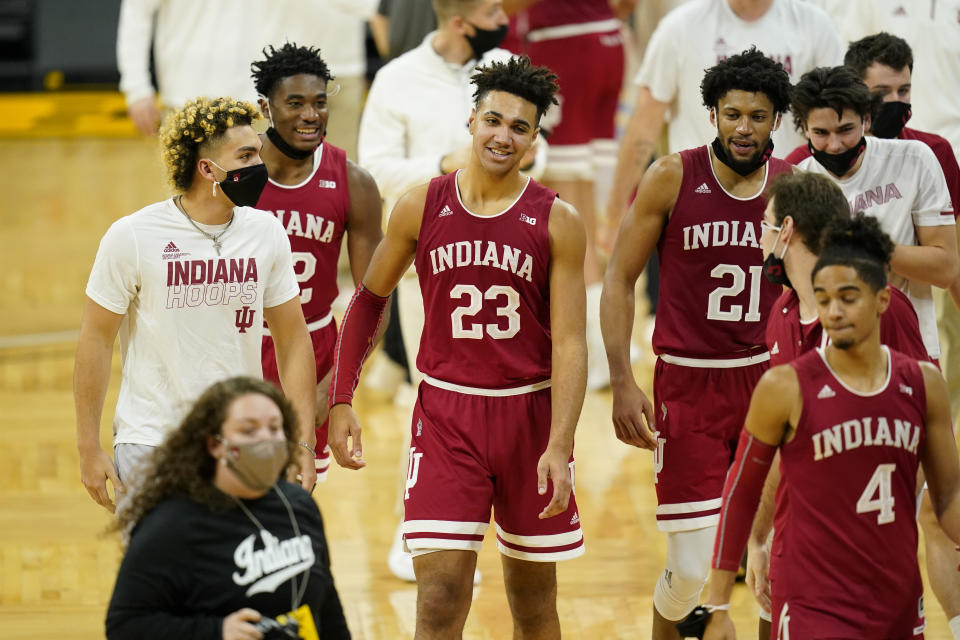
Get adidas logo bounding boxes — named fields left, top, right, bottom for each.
left=817, top=384, right=836, bottom=399
left=438, top=204, right=454, bottom=217
left=695, top=182, right=712, bottom=194
left=771, top=341, right=779, bottom=355
left=899, top=383, right=913, bottom=396
left=569, top=512, right=579, bottom=525
left=163, top=241, right=179, bottom=253
left=893, top=5, right=906, bottom=15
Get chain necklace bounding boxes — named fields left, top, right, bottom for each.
left=176, top=195, right=234, bottom=256
left=231, top=486, right=311, bottom=611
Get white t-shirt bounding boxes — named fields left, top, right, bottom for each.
left=86, top=199, right=299, bottom=446
left=635, top=0, right=844, bottom=157
left=840, top=0, right=960, bottom=166
left=797, top=137, right=955, bottom=358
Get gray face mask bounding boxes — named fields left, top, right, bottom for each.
left=219, top=437, right=288, bottom=491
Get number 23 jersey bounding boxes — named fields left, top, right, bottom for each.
left=415, top=172, right=555, bottom=389
left=653, top=146, right=792, bottom=359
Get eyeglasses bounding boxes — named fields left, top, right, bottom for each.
left=760, top=220, right=782, bottom=234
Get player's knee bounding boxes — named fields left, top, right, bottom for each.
left=653, top=527, right=714, bottom=620
left=416, top=572, right=473, bottom=627
left=504, top=566, right=558, bottom=631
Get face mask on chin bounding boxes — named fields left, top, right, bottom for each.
left=711, top=137, right=774, bottom=177
left=870, top=101, right=912, bottom=139
left=809, top=121, right=867, bottom=177
left=464, top=22, right=508, bottom=59
left=218, top=436, right=289, bottom=492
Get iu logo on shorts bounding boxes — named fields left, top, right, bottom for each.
left=405, top=446, right=424, bottom=499
left=235, top=306, right=256, bottom=333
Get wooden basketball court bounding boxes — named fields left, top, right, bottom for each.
left=0, top=95, right=953, bottom=639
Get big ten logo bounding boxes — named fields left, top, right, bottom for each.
left=235, top=306, right=256, bottom=333
left=652, top=431, right=666, bottom=484
left=405, top=446, right=424, bottom=500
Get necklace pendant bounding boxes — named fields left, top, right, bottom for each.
left=213, top=239, right=222, bottom=256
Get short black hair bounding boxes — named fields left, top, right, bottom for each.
left=813, top=212, right=894, bottom=292
left=251, top=43, right=334, bottom=99
left=471, top=56, right=559, bottom=124
left=844, top=32, right=913, bottom=79
left=791, top=66, right=879, bottom=130
left=700, top=47, right=792, bottom=114
left=767, top=172, right=850, bottom=254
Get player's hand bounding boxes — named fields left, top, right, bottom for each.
left=536, top=445, right=573, bottom=519
left=703, top=610, right=737, bottom=640
left=746, top=538, right=772, bottom=613
left=222, top=607, right=263, bottom=640
left=328, top=404, right=366, bottom=470
left=79, top=446, right=125, bottom=513
left=127, top=95, right=161, bottom=136
left=610, top=379, right=658, bottom=450
left=294, top=449, right=318, bottom=492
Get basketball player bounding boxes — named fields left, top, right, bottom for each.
left=704, top=214, right=960, bottom=639
left=600, top=48, right=793, bottom=639
left=328, top=57, right=587, bottom=638
left=251, top=43, right=383, bottom=483
left=748, top=172, right=930, bottom=638
left=75, top=97, right=317, bottom=512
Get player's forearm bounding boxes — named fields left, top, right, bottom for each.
left=548, top=337, right=587, bottom=453
left=749, top=453, right=781, bottom=546
left=74, top=334, right=114, bottom=454
left=891, top=243, right=959, bottom=288
left=703, top=569, right=738, bottom=607
left=275, top=331, right=319, bottom=446
left=932, top=487, right=960, bottom=545
left=600, top=273, right=637, bottom=387
left=116, top=0, right=159, bottom=104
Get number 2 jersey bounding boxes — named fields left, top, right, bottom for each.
left=777, top=346, right=926, bottom=637
left=415, top=171, right=555, bottom=389
left=653, top=146, right=792, bottom=360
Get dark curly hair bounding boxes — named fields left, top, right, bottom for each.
left=471, top=56, right=559, bottom=124
left=159, top=97, right=260, bottom=192
left=790, top=66, right=879, bottom=132
left=844, top=32, right=913, bottom=79
left=700, top=47, right=792, bottom=114
left=251, top=43, right=335, bottom=99
left=813, top=212, right=894, bottom=292
left=114, top=377, right=300, bottom=537
left=766, top=172, right=850, bottom=254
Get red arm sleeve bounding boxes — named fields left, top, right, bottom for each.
left=329, top=284, right=389, bottom=407
left=712, top=429, right=778, bottom=571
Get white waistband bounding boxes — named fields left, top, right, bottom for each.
left=263, top=310, right=334, bottom=337
left=422, top=375, right=552, bottom=396
left=527, top=19, right=621, bottom=42
left=659, top=351, right=770, bottom=368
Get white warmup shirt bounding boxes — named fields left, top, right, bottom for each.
left=797, top=137, right=955, bottom=358
left=840, top=0, right=960, bottom=166
left=86, top=200, right=299, bottom=446
left=636, top=0, right=844, bottom=157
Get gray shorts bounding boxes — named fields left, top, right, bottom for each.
left=113, top=443, right=156, bottom=511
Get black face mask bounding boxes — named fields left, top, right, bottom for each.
left=266, top=126, right=318, bottom=160
left=762, top=250, right=792, bottom=287
left=211, top=161, right=269, bottom=207
left=465, top=22, right=507, bottom=60
left=711, top=137, right=774, bottom=177
left=809, top=137, right=866, bottom=177
left=871, top=101, right=912, bottom=139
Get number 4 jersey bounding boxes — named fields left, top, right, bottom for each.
left=775, top=346, right=926, bottom=638
left=653, top=146, right=792, bottom=360
left=415, top=171, right=555, bottom=389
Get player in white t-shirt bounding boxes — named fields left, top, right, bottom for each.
left=605, top=0, right=843, bottom=227
left=75, top=97, right=317, bottom=513
left=791, top=66, right=957, bottom=360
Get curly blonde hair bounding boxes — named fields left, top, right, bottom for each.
left=159, top=96, right=261, bottom=192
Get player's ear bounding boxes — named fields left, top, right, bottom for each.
left=257, top=94, right=270, bottom=120
left=875, top=284, right=891, bottom=315
left=467, top=108, right=477, bottom=133
left=772, top=112, right=782, bottom=131
left=709, top=107, right=716, bottom=127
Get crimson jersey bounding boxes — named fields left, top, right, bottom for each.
left=766, top=286, right=930, bottom=366
left=415, top=172, right=555, bottom=388
left=526, top=0, right=614, bottom=29
left=785, top=127, right=960, bottom=216
left=775, top=347, right=926, bottom=638
left=652, top=147, right=792, bottom=359
left=256, top=143, right=350, bottom=322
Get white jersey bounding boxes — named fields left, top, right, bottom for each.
left=635, top=0, right=843, bottom=157
left=86, top=199, right=299, bottom=446
left=840, top=0, right=960, bottom=166
left=797, top=137, right=955, bottom=358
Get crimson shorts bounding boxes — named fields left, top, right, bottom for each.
left=770, top=599, right=925, bottom=639
left=527, top=28, right=624, bottom=180
left=651, top=357, right=767, bottom=531
left=262, top=318, right=337, bottom=480
left=402, top=380, right=584, bottom=562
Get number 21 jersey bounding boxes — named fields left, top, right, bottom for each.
left=415, top=172, right=555, bottom=389
left=653, top=146, right=791, bottom=359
